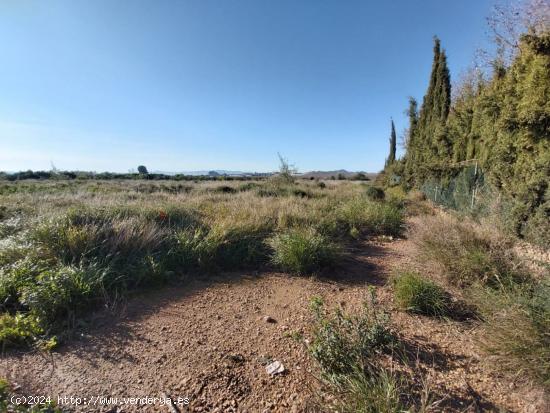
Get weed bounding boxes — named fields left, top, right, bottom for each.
left=307, top=291, right=431, bottom=412
left=0, top=378, right=61, bottom=412
left=392, top=271, right=449, bottom=316
left=269, top=229, right=339, bottom=274
left=470, top=280, right=550, bottom=387
left=309, top=292, right=395, bottom=375
left=365, top=186, right=385, bottom=201
left=411, top=214, right=525, bottom=286
left=338, top=198, right=403, bottom=237
left=0, top=313, right=43, bottom=348
left=0, top=180, right=411, bottom=348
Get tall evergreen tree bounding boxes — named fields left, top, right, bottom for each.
left=404, top=97, right=418, bottom=186
left=400, top=31, right=549, bottom=246
left=385, top=119, right=397, bottom=167
left=406, top=36, right=452, bottom=184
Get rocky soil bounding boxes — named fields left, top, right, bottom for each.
left=2, top=236, right=548, bottom=412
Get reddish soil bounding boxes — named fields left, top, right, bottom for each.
left=2, top=236, right=548, bottom=412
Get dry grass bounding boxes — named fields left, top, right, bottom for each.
left=408, top=211, right=550, bottom=388
left=0, top=179, right=404, bottom=348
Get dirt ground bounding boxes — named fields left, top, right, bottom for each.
left=2, top=235, right=548, bottom=412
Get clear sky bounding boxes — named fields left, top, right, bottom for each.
left=0, top=0, right=493, bottom=173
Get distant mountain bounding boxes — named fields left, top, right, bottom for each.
left=298, top=170, right=377, bottom=180
left=151, top=170, right=268, bottom=176
left=148, top=169, right=377, bottom=179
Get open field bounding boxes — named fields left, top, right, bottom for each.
left=0, top=179, right=548, bottom=412
left=1, top=0, right=548, bottom=411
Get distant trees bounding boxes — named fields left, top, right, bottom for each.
left=137, top=165, right=148, bottom=175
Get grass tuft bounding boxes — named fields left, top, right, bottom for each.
left=410, top=214, right=525, bottom=287
left=269, top=229, right=339, bottom=274
left=392, top=271, right=449, bottom=316
left=307, top=291, right=432, bottom=412
left=338, top=198, right=403, bottom=237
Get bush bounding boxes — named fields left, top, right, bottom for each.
left=32, top=213, right=174, bottom=290
left=411, top=214, right=525, bottom=286
left=0, top=313, right=42, bottom=347
left=213, top=185, right=237, bottom=194
left=237, top=182, right=260, bottom=192
left=269, top=229, right=339, bottom=274
left=20, top=265, right=98, bottom=327
left=307, top=293, right=421, bottom=413
left=470, top=280, right=550, bottom=387
left=365, top=186, right=385, bottom=201
left=309, top=293, right=395, bottom=375
left=172, top=224, right=269, bottom=272
left=392, top=271, right=449, bottom=316
left=338, top=199, right=403, bottom=237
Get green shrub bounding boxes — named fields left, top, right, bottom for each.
left=269, top=229, right=339, bottom=274
left=213, top=185, right=237, bottom=194
left=0, top=256, right=49, bottom=312
left=173, top=224, right=269, bottom=272
left=308, top=293, right=414, bottom=413
left=237, top=182, right=260, bottom=192
left=0, top=313, right=43, bottom=347
left=338, top=199, right=403, bottom=237
left=309, top=293, right=395, bottom=375
left=20, top=265, right=98, bottom=327
left=292, top=188, right=309, bottom=198
left=256, top=185, right=313, bottom=199
left=365, top=186, right=385, bottom=201
left=392, top=271, right=449, bottom=316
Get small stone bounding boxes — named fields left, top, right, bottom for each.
left=266, top=360, right=285, bottom=375
left=263, top=315, right=277, bottom=323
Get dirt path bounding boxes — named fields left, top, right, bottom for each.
left=2, top=238, right=547, bottom=412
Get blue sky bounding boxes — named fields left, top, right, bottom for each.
left=0, top=0, right=493, bottom=173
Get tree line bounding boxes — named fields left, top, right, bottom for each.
left=382, top=5, right=549, bottom=246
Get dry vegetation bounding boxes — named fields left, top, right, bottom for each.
left=407, top=212, right=550, bottom=389
left=1, top=178, right=548, bottom=412
left=0, top=179, right=402, bottom=350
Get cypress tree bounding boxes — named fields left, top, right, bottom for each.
left=385, top=119, right=397, bottom=167
left=404, top=97, right=419, bottom=186
left=409, top=36, right=452, bottom=182
left=400, top=32, right=549, bottom=246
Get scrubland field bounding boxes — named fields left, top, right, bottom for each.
left=0, top=178, right=548, bottom=412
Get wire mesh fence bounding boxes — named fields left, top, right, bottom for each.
left=419, top=164, right=501, bottom=219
